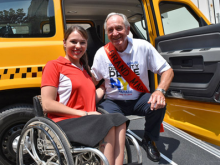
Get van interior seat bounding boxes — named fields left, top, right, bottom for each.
left=86, top=27, right=105, bottom=67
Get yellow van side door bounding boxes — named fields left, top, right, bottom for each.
left=145, top=0, right=220, bottom=146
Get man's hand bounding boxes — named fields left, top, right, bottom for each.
left=148, top=91, right=166, bottom=110
left=147, top=68, right=173, bottom=110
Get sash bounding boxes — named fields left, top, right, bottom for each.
left=104, top=42, right=150, bottom=93
left=104, top=42, right=164, bottom=132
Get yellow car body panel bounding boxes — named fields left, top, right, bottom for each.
left=165, top=98, right=220, bottom=145
left=0, top=0, right=65, bottom=90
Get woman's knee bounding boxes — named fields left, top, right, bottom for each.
left=107, top=126, right=116, bottom=136
left=116, top=123, right=126, bottom=130
left=115, top=123, right=126, bottom=138
left=121, top=123, right=126, bottom=129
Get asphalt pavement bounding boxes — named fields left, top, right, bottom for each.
left=127, top=117, right=220, bottom=165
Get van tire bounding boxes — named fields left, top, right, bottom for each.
left=0, top=105, right=34, bottom=165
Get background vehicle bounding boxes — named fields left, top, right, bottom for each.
left=191, top=0, right=220, bottom=24
left=0, top=0, right=219, bottom=164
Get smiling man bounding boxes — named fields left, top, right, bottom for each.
left=105, top=14, right=129, bottom=52
left=91, top=12, right=174, bottom=162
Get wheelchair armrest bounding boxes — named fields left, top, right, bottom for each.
left=97, top=107, right=109, bottom=114
left=33, top=95, right=44, bottom=117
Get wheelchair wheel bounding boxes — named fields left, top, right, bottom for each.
left=71, top=137, right=131, bottom=165
left=16, top=117, right=74, bottom=165
left=124, top=137, right=132, bottom=164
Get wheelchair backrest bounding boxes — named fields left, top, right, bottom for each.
left=33, top=95, right=44, bottom=117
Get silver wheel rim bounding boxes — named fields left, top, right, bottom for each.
left=18, top=122, right=70, bottom=165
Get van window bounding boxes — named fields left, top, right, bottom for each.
left=0, top=0, right=55, bottom=38
left=159, top=2, right=199, bottom=34
left=129, top=14, right=147, bottom=40
left=134, top=20, right=147, bottom=39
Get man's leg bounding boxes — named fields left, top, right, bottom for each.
left=133, top=93, right=166, bottom=162
left=99, top=99, right=136, bottom=115
left=98, top=99, right=124, bottom=114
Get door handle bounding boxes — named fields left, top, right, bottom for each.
left=168, top=90, right=184, bottom=98
left=214, top=92, right=220, bottom=103
left=181, top=59, right=193, bottom=67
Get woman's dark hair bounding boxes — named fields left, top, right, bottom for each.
left=64, top=25, right=92, bottom=77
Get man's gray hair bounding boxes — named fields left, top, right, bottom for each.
left=104, top=12, right=130, bottom=31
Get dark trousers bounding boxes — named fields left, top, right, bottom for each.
left=99, top=93, right=166, bottom=141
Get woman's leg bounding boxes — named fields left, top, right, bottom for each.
left=99, top=127, right=115, bottom=165
left=99, top=123, right=126, bottom=165
left=115, top=123, right=126, bottom=165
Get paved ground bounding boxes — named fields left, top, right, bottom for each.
left=127, top=117, right=220, bottom=165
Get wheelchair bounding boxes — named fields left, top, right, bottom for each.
left=16, top=95, right=142, bottom=165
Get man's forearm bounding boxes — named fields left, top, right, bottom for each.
left=157, top=68, right=174, bottom=91
left=95, top=85, right=105, bottom=104
left=92, top=72, right=100, bottom=86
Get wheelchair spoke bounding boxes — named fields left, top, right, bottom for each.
left=46, top=153, right=58, bottom=163
left=73, top=151, right=102, bottom=165
left=19, top=128, right=41, bottom=165
left=24, top=145, right=39, bottom=164
left=30, top=128, right=43, bottom=163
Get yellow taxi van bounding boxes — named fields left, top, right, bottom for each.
left=0, top=0, right=219, bottom=164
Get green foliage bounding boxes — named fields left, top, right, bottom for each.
left=0, top=8, right=26, bottom=24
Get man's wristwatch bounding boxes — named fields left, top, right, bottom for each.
left=155, top=88, right=166, bottom=95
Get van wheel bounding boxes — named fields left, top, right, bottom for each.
left=0, top=105, right=34, bottom=165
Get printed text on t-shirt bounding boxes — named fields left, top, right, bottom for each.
left=108, top=62, right=140, bottom=95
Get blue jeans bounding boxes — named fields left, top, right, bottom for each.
left=98, top=93, right=166, bottom=141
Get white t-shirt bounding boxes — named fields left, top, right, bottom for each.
left=91, top=36, right=171, bottom=100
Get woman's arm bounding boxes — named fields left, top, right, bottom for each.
left=41, top=86, right=88, bottom=116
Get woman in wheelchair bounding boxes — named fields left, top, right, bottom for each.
left=41, top=25, right=129, bottom=165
